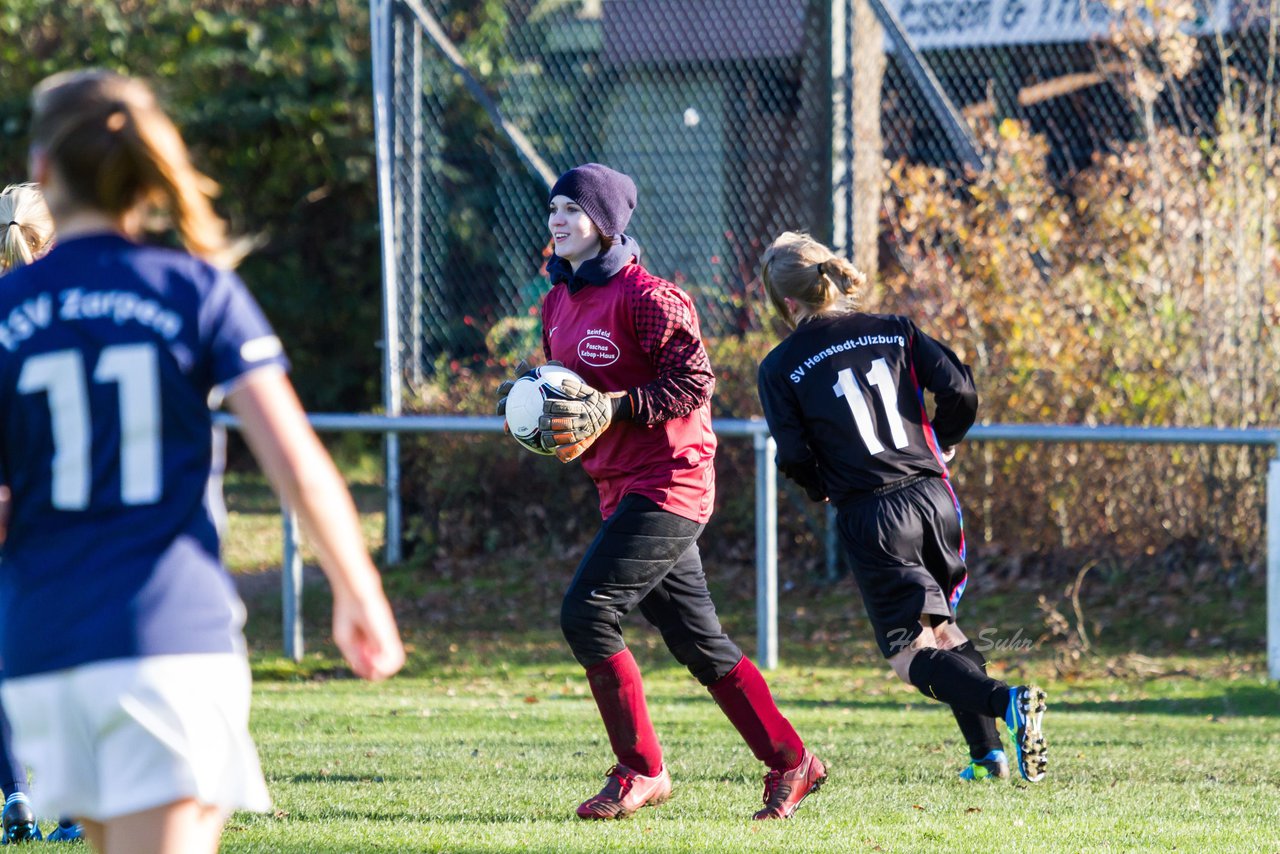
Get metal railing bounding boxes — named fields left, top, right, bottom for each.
left=214, top=412, right=1280, bottom=680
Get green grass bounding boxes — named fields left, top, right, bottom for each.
left=222, top=471, right=386, bottom=574
left=218, top=471, right=1278, bottom=851
left=213, top=656, right=1280, bottom=853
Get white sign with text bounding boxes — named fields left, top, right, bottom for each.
left=887, top=0, right=1235, bottom=50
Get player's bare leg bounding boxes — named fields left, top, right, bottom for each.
left=80, top=818, right=103, bottom=851
left=933, top=621, right=966, bottom=649
left=92, top=799, right=224, bottom=854
left=887, top=620, right=937, bottom=683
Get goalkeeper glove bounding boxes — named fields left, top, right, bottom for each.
left=496, top=359, right=564, bottom=431
left=539, top=376, right=626, bottom=463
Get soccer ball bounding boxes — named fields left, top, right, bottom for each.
left=504, top=364, right=582, bottom=456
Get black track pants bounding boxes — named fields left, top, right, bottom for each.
left=560, top=494, right=743, bottom=685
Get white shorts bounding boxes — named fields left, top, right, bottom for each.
left=1, top=654, right=271, bottom=822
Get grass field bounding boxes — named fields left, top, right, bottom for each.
left=218, top=657, right=1277, bottom=853
left=218, top=471, right=1278, bottom=852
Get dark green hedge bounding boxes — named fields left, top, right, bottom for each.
left=0, top=0, right=380, bottom=411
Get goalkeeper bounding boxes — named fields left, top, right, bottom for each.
left=498, top=164, right=826, bottom=822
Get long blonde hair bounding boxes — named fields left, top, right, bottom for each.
left=760, top=231, right=867, bottom=330
left=0, top=184, right=54, bottom=273
left=30, top=69, right=246, bottom=267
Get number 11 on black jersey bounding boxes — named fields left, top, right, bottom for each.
left=833, top=357, right=909, bottom=456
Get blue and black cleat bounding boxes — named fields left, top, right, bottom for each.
left=1005, top=685, right=1048, bottom=782
left=958, top=748, right=1010, bottom=781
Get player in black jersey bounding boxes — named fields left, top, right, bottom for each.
left=756, top=232, right=1047, bottom=783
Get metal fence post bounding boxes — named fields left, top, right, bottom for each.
left=1269, top=451, right=1280, bottom=681
left=370, top=0, right=403, bottom=566
left=825, top=502, right=839, bottom=581
left=754, top=429, right=779, bottom=670
left=282, top=507, right=304, bottom=662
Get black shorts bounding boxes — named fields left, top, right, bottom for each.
left=835, top=475, right=969, bottom=658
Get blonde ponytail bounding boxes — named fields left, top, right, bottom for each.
left=0, top=184, right=54, bottom=273
left=760, top=232, right=866, bottom=329
left=31, top=69, right=248, bottom=268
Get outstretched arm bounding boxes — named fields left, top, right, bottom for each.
left=226, top=369, right=405, bottom=681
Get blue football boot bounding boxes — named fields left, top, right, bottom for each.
left=958, top=748, right=1010, bottom=781
left=47, top=819, right=84, bottom=842
left=1004, top=685, right=1048, bottom=782
left=1, top=793, right=42, bottom=844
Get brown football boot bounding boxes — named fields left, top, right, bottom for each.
left=576, top=764, right=672, bottom=820
left=753, top=750, right=827, bottom=820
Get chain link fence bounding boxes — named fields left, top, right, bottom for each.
left=372, top=1, right=1279, bottom=637
left=373, top=0, right=1278, bottom=390
left=880, top=1, right=1253, bottom=165
left=376, top=0, right=835, bottom=389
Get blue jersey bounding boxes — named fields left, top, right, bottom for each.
left=0, top=234, right=289, bottom=678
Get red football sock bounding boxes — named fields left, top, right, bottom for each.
left=585, top=648, right=664, bottom=777
left=707, top=656, right=804, bottom=771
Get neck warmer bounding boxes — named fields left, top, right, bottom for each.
left=547, top=235, right=642, bottom=293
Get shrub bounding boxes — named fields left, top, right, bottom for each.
left=404, top=94, right=1279, bottom=592
left=0, top=0, right=381, bottom=412
left=880, top=111, right=1277, bottom=574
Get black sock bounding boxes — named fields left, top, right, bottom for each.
left=907, top=647, right=1010, bottom=719
left=948, top=642, right=1004, bottom=759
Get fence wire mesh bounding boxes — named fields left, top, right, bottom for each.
left=376, top=0, right=1279, bottom=391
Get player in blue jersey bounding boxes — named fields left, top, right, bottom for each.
left=0, top=70, right=405, bottom=854
left=0, top=181, right=86, bottom=845
left=756, top=232, right=1047, bottom=784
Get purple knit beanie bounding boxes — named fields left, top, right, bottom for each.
left=549, top=163, right=637, bottom=238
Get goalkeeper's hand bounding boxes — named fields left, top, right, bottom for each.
left=496, top=359, right=564, bottom=432
left=539, top=376, right=625, bottom=463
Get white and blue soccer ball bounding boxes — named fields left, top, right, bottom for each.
left=504, top=364, right=582, bottom=456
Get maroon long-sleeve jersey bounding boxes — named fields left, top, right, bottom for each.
left=541, top=261, right=717, bottom=522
